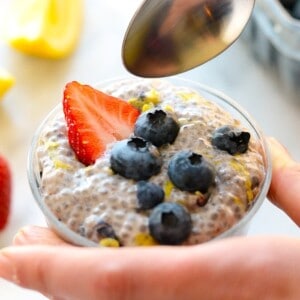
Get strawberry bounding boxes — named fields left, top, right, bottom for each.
left=63, top=81, right=140, bottom=165
left=0, top=154, right=11, bottom=231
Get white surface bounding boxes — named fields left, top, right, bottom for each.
left=0, top=0, right=299, bottom=299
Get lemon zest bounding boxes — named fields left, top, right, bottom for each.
left=163, top=180, right=174, bottom=199
left=103, top=166, right=114, bottom=176
left=128, top=89, right=160, bottom=111
left=163, top=104, right=174, bottom=112
left=134, top=233, right=157, bottom=246
left=45, top=141, right=59, bottom=150
left=99, top=238, right=120, bottom=248
left=142, top=102, right=154, bottom=112
left=53, top=159, right=72, bottom=170
left=232, top=195, right=244, bottom=207
left=229, top=159, right=254, bottom=203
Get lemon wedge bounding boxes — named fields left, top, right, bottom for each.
left=0, top=68, right=15, bottom=100
left=4, top=0, right=83, bottom=59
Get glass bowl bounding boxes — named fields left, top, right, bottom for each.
left=27, top=77, right=272, bottom=247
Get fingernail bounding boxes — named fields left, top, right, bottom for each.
left=13, top=226, right=67, bottom=246
left=13, top=227, right=30, bottom=246
left=267, top=137, right=295, bottom=169
left=0, top=249, right=20, bottom=284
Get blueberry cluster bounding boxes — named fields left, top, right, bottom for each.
left=110, top=107, right=196, bottom=244
left=109, top=106, right=250, bottom=245
left=110, top=108, right=180, bottom=181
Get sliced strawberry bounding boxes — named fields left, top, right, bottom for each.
left=63, top=81, right=140, bottom=165
left=0, top=154, right=11, bottom=231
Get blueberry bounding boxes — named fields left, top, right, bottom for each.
left=134, top=108, right=180, bottom=147
left=168, top=150, right=215, bottom=193
left=110, top=137, right=162, bottom=181
left=211, top=125, right=250, bottom=155
left=137, top=181, right=164, bottom=210
left=149, top=202, right=192, bottom=245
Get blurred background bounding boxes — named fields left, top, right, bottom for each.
left=0, top=0, right=299, bottom=299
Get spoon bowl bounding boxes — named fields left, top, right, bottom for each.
left=122, top=0, right=255, bottom=77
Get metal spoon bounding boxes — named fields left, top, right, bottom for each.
left=122, top=0, right=255, bottom=77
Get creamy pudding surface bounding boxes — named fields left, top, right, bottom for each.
left=36, top=78, right=266, bottom=247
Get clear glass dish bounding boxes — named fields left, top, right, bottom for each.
left=27, top=77, right=272, bottom=247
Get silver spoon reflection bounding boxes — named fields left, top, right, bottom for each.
left=122, top=0, right=255, bottom=77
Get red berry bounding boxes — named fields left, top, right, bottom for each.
left=0, top=155, right=11, bottom=231
left=63, top=81, right=140, bottom=165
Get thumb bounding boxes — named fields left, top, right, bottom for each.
left=267, top=137, right=300, bottom=225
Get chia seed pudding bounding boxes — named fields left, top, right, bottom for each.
left=31, top=78, right=269, bottom=247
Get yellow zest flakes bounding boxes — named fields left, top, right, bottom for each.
left=142, top=102, right=154, bottom=112
left=134, top=233, right=157, bottom=246
left=45, top=141, right=72, bottom=170
left=229, top=159, right=254, bottom=203
left=163, top=180, right=174, bottom=198
left=103, top=166, right=114, bottom=176
left=176, top=199, right=187, bottom=207
left=245, top=180, right=254, bottom=202
left=45, top=141, right=59, bottom=151
left=53, top=159, right=72, bottom=170
left=178, top=117, right=189, bottom=125
left=232, top=195, right=244, bottom=207
left=144, top=89, right=160, bottom=104
left=128, top=89, right=160, bottom=111
left=176, top=91, right=200, bottom=102
left=162, top=104, right=174, bottom=112
left=99, top=238, right=120, bottom=247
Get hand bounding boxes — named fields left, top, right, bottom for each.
left=0, top=137, right=300, bottom=300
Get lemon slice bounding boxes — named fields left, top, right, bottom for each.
left=0, top=68, right=15, bottom=100
left=4, top=0, right=83, bottom=59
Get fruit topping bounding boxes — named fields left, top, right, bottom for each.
left=95, top=221, right=118, bottom=240
left=110, top=137, right=162, bottom=181
left=99, top=238, right=120, bottom=247
left=134, top=108, right=180, bottom=147
left=149, top=202, right=192, bottom=245
left=63, top=81, right=140, bottom=165
left=168, top=150, right=215, bottom=193
left=134, top=233, right=158, bottom=246
left=137, top=181, right=165, bottom=210
left=128, top=89, right=160, bottom=112
left=211, top=125, right=250, bottom=155
left=0, top=154, right=11, bottom=231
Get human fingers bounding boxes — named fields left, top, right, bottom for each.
left=13, top=226, right=69, bottom=246
left=267, top=137, right=300, bottom=225
left=1, top=236, right=300, bottom=300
